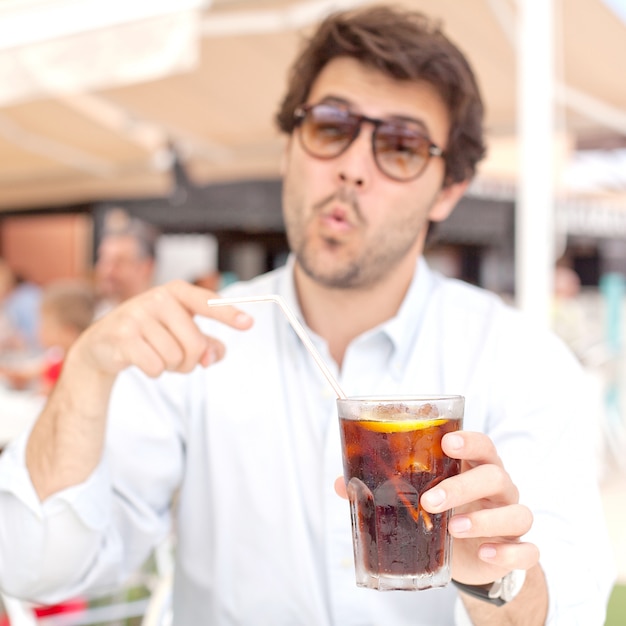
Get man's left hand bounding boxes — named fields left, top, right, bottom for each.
left=420, top=430, right=539, bottom=585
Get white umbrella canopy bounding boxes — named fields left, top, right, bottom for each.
left=0, top=0, right=625, bottom=211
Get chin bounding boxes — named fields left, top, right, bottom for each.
left=304, top=261, right=362, bottom=289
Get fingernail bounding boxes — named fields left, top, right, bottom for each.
left=479, top=546, right=497, bottom=561
left=446, top=434, right=464, bottom=451
left=201, top=347, right=218, bottom=367
left=235, top=312, right=252, bottom=326
left=422, top=488, right=446, bottom=508
left=449, top=516, right=472, bottom=534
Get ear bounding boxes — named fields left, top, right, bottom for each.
left=428, top=180, right=470, bottom=223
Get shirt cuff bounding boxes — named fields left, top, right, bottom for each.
left=0, top=431, right=112, bottom=531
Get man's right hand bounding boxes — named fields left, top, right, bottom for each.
left=26, top=280, right=253, bottom=501
left=75, top=280, right=253, bottom=379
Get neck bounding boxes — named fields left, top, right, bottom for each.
left=294, top=252, right=420, bottom=368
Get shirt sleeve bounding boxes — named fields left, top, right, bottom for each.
left=488, top=313, right=616, bottom=625
left=0, top=366, right=188, bottom=604
left=0, top=432, right=114, bottom=601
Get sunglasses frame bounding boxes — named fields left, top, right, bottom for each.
left=293, top=103, right=445, bottom=182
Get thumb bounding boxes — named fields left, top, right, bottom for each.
left=334, top=476, right=348, bottom=499
left=198, top=337, right=227, bottom=368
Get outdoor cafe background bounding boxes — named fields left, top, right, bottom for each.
left=1, top=0, right=626, bottom=624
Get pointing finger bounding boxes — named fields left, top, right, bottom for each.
left=166, top=281, right=254, bottom=329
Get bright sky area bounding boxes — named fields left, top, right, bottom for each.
left=603, top=0, right=626, bottom=22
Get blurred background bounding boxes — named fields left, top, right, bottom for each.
left=0, top=0, right=625, bottom=623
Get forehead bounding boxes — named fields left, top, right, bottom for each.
left=307, top=57, right=450, bottom=143
left=98, top=235, right=141, bottom=259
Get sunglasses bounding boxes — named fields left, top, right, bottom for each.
left=293, top=102, right=445, bottom=182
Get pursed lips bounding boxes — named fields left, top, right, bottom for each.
left=318, top=205, right=355, bottom=234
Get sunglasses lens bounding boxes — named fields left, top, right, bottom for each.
left=299, top=105, right=357, bottom=158
left=295, top=103, right=441, bottom=181
left=374, top=123, right=430, bottom=181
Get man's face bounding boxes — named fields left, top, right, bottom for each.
left=95, top=235, right=154, bottom=303
left=282, top=57, right=464, bottom=290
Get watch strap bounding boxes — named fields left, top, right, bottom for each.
left=451, top=579, right=506, bottom=607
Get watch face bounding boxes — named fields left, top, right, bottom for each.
left=500, top=569, right=527, bottom=602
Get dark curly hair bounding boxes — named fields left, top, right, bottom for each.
left=276, top=5, right=486, bottom=185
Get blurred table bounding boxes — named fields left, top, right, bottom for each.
left=0, top=384, right=45, bottom=448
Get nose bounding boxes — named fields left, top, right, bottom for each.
left=335, top=124, right=375, bottom=189
left=338, top=171, right=364, bottom=187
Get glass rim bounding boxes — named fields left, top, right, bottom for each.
left=337, top=394, right=464, bottom=404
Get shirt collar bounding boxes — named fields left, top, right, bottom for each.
left=276, top=254, right=437, bottom=381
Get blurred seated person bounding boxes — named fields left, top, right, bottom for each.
left=94, top=217, right=158, bottom=318
left=0, top=280, right=95, bottom=394
left=0, top=259, right=42, bottom=354
left=552, top=262, right=588, bottom=357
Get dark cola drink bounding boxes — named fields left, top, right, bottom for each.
left=337, top=397, right=463, bottom=591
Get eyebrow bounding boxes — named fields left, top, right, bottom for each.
left=315, top=96, right=432, bottom=136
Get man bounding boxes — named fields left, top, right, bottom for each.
left=0, top=6, right=614, bottom=625
left=94, top=216, right=157, bottom=317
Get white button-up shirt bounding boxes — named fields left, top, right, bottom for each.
left=0, top=257, right=615, bottom=625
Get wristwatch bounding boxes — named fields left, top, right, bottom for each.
left=452, top=570, right=526, bottom=607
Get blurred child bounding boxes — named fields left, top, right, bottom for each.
left=0, top=258, right=42, bottom=353
left=0, top=280, right=95, bottom=394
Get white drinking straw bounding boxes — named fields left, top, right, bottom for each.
left=207, top=294, right=347, bottom=399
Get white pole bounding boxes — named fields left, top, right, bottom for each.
left=516, top=0, right=555, bottom=325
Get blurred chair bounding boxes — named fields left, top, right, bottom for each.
left=0, top=592, right=148, bottom=625
left=0, top=594, right=37, bottom=626
left=141, top=534, right=175, bottom=626
left=140, top=572, right=172, bottom=626
left=0, top=536, right=174, bottom=625
left=0, top=595, right=89, bottom=626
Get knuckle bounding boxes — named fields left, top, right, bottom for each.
left=164, top=354, right=184, bottom=372
left=150, top=286, right=173, bottom=307
left=495, top=467, right=510, bottom=492
left=145, top=367, right=162, bottom=379
left=507, top=541, right=539, bottom=571
left=486, top=464, right=512, bottom=496
left=170, top=350, right=187, bottom=372
left=115, top=321, right=139, bottom=342
left=510, top=483, right=520, bottom=503
left=160, top=341, right=185, bottom=370
left=167, top=279, right=188, bottom=295
left=124, top=304, right=151, bottom=326
left=178, top=358, right=200, bottom=373
left=518, top=505, right=534, bottom=532
left=143, top=357, right=165, bottom=379
left=169, top=343, right=202, bottom=373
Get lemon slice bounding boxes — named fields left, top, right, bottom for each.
left=360, top=418, right=447, bottom=433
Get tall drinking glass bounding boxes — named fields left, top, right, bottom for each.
left=337, top=396, right=464, bottom=591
